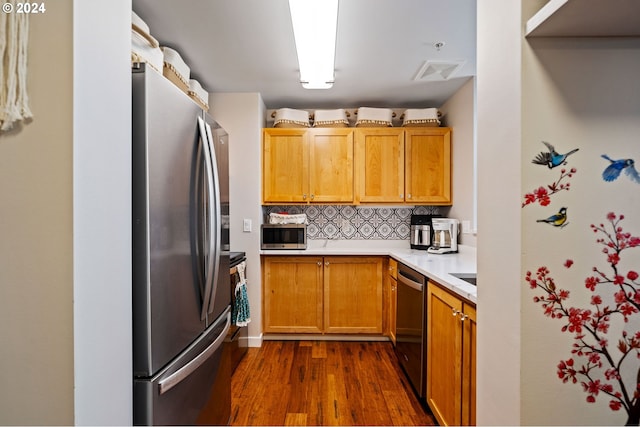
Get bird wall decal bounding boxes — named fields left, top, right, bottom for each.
left=601, top=155, right=640, bottom=183
left=537, top=207, right=568, bottom=228
left=532, top=141, right=579, bottom=169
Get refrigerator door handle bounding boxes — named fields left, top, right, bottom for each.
left=197, top=117, right=216, bottom=321
left=158, top=309, right=231, bottom=396
left=204, top=121, right=222, bottom=316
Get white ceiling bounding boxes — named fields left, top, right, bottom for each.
left=132, top=0, right=476, bottom=109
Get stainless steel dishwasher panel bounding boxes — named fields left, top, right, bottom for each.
left=395, top=263, right=426, bottom=399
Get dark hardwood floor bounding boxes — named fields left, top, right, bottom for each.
left=230, top=340, right=436, bottom=426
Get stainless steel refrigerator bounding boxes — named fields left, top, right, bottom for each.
left=132, top=63, right=231, bottom=425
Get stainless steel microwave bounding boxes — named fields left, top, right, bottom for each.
left=261, top=224, right=307, bottom=249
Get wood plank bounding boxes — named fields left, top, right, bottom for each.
left=231, top=341, right=435, bottom=426
left=284, top=413, right=307, bottom=426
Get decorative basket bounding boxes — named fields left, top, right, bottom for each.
left=161, top=46, right=190, bottom=93
left=312, top=109, right=349, bottom=128
left=268, top=213, right=308, bottom=225
left=273, top=108, right=311, bottom=128
left=130, top=11, right=163, bottom=73
left=355, top=107, right=393, bottom=127
left=401, top=108, right=441, bottom=127
left=188, top=79, right=209, bottom=111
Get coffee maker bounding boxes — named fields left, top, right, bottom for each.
left=410, top=214, right=439, bottom=250
left=427, top=218, right=460, bottom=254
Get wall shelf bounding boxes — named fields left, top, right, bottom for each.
left=526, top=0, right=640, bottom=37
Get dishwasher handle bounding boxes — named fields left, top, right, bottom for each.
left=398, top=269, right=424, bottom=292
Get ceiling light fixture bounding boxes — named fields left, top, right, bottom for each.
left=288, top=0, right=338, bottom=89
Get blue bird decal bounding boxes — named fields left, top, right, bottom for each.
left=537, top=207, right=568, bottom=228
left=532, top=141, right=579, bottom=169
left=601, top=155, right=640, bottom=183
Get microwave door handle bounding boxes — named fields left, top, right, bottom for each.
left=204, top=122, right=222, bottom=316
left=198, top=117, right=215, bottom=321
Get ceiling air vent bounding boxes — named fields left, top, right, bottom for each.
left=413, top=60, right=465, bottom=81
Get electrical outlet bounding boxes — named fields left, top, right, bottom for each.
left=243, top=219, right=252, bottom=232
left=462, top=220, right=472, bottom=234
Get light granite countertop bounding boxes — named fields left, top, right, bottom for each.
left=260, top=239, right=477, bottom=304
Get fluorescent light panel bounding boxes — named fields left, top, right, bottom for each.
left=288, top=0, right=338, bottom=89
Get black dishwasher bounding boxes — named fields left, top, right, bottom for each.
left=395, top=263, right=427, bottom=399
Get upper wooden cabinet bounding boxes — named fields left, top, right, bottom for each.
left=405, top=128, right=452, bottom=205
left=262, top=128, right=354, bottom=204
left=355, top=127, right=452, bottom=205
left=263, top=127, right=451, bottom=205
left=354, top=128, right=405, bottom=203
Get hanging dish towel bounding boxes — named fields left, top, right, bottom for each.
left=233, top=261, right=251, bottom=327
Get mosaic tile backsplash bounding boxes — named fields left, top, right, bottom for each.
left=263, top=205, right=443, bottom=240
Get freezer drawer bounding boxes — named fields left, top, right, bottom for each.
left=134, top=307, right=232, bottom=426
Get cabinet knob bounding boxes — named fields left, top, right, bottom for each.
left=311, top=194, right=315, bottom=200
left=407, top=193, right=412, bottom=199
left=325, top=261, right=329, bottom=267
left=303, top=194, right=307, bottom=200
left=399, top=194, right=403, bottom=198
left=317, top=261, right=322, bottom=267
left=452, top=308, right=458, bottom=317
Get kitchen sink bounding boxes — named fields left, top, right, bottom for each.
left=450, top=273, right=477, bottom=286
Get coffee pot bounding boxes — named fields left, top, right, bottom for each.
left=427, top=218, right=459, bottom=254
left=410, top=214, right=438, bottom=250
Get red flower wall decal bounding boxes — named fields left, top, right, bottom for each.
left=526, top=213, right=640, bottom=425
left=522, top=168, right=577, bottom=208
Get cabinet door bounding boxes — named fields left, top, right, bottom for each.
left=308, top=129, right=354, bottom=203
left=323, top=256, right=383, bottom=334
left=462, top=303, right=477, bottom=426
left=405, top=128, right=452, bottom=205
left=387, top=258, right=398, bottom=344
left=354, top=128, right=405, bottom=203
left=262, top=129, right=309, bottom=203
left=426, top=283, right=463, bottom=427
left=262, top=256, right=323, bottom=333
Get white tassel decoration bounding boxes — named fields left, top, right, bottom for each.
left=0, top=4, right=32, bottom=132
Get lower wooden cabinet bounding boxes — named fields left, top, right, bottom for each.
left=262, top=256, right=324, bottom=333
left=262, top=256, right=383, bottom=334
left=387, top=258, right=398, bottom=344
left=426, top=281, right=476, bottom=426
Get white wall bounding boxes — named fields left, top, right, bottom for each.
left=0, top=3, right=74, bottom=424
left=73, top=1, right=132, bottom=424
left=520, top=17, right=640, bottom=427
left=440, top=77, right=477, bottom=247
left=209, top=92, right=266, bottom=346
left=475, top=0, right=522, bottom=424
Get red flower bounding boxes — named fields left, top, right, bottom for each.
left=628, top=271, right=639, bottom=281
left=610, top=400, right=623, bottom=411
left=607, top=212, right=617, bottom=221
left=608, top=253, right=621, bottom=266
left=620, top=303, right=637, bottom=319
left=523, top=193, right=536, bottom=206
left=605, top=368, right=620, bottom=381
left=557, top=359, right=577, bottom=383
left=591, top=295, right=602, bottom=305
left=585, top=277, right=599, bottom=291
left=564, top=259, right=574, bottom=268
